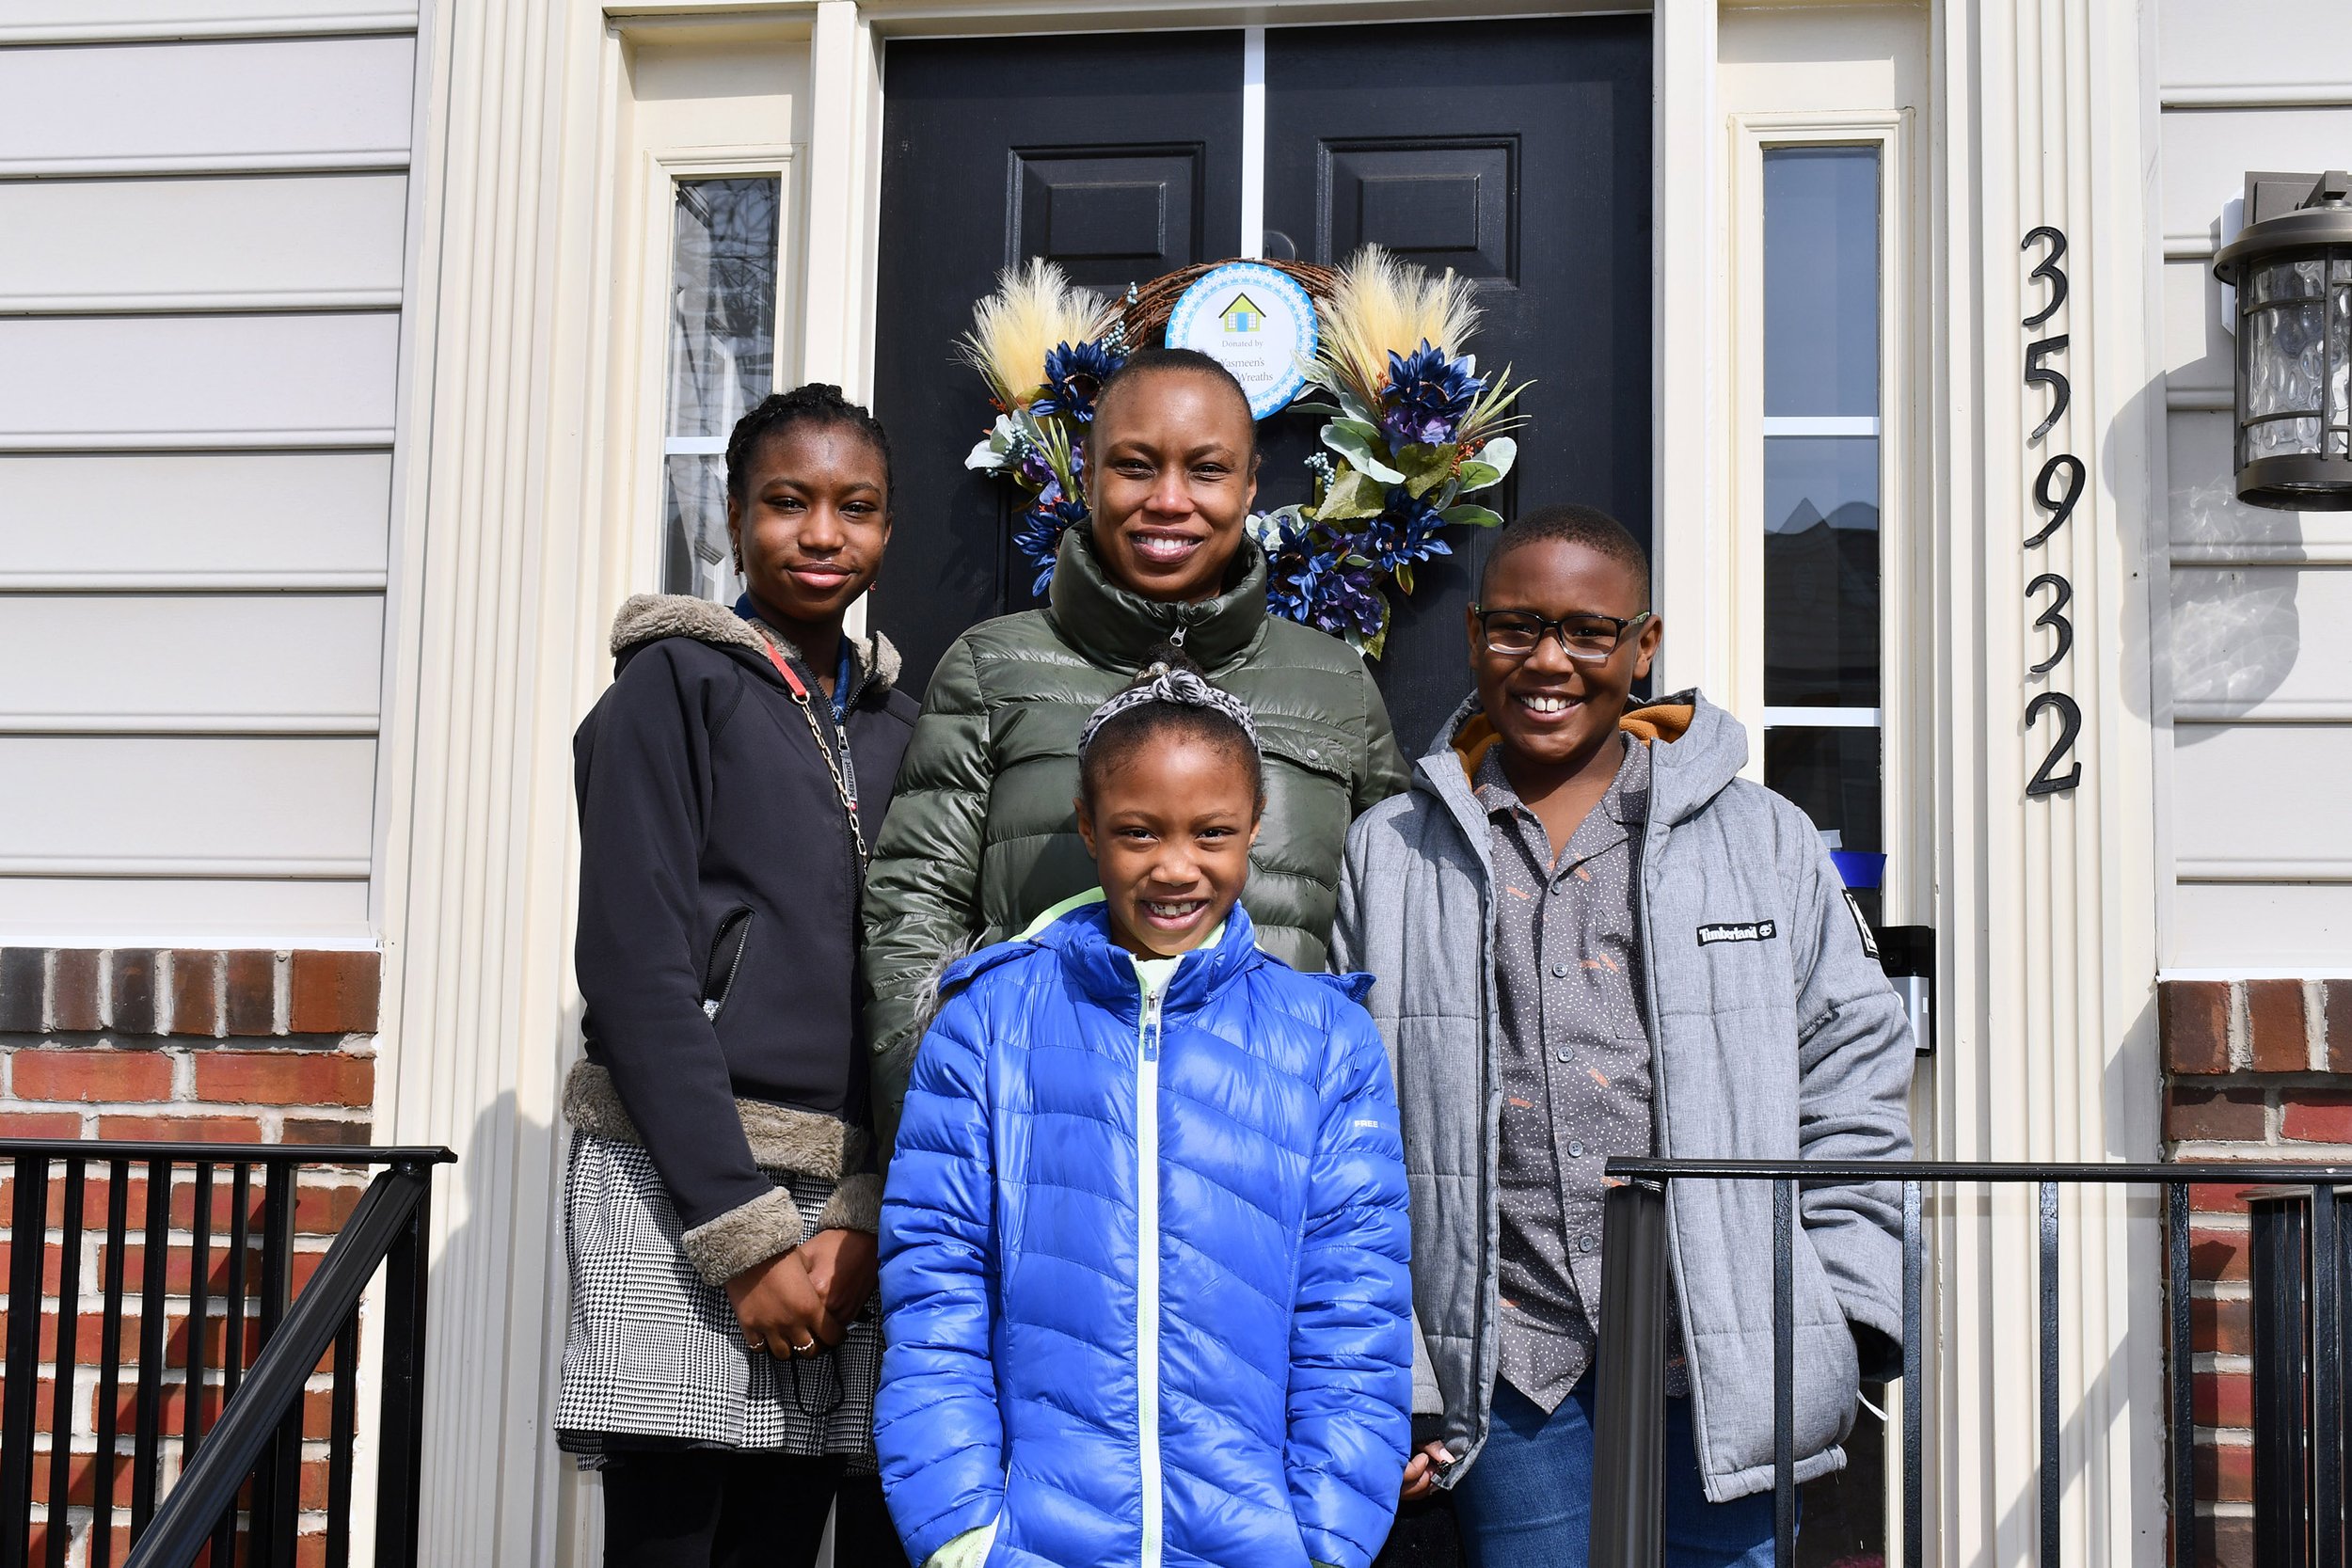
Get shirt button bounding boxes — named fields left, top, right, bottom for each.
left=1568, top=1141, right=1585, bottom=1158
left=1579, top=1237, right=1597, bottom=1253
left=1554, top=1047, right=1575, bottom=1064
left=1550, top=962, right=1569, bottom=978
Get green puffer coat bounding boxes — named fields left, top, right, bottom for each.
left=862, top=525, right=1410, bottom=1149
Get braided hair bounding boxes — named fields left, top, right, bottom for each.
left=724, top=383, right=895, bottom=508
left=1077, top=644, right=1264, bottom=813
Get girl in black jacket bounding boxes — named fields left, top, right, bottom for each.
left=561, top=385, right=917, bottom=1566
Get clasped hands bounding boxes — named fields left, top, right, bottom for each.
left=724, top=1227, right=879, bottom=1361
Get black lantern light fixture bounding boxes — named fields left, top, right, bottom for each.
left=2212, top=169, right=2352, bottom=510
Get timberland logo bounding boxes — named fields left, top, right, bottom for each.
left=1696, top=919, right=1776, bottom=946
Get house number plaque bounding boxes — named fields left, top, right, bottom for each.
left=2021, top=226, right=2082, bottom=798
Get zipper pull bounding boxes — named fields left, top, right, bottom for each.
left=1142, top=991, right=1162, bottom=1062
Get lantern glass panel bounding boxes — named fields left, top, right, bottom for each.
left=2246, top=298, right=2326, bottom=459
left=2250, top=257, right=2326, bottom=302
left=2331, top=275, right=2351, bottom=456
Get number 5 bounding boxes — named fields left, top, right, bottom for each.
left=2026, top=335, right=2069, bottom=445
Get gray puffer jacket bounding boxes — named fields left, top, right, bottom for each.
left=1330, top=690, right=1914, bottom=1502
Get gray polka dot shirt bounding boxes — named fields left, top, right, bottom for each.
left=1476, top=733, right=1688, bottom=1411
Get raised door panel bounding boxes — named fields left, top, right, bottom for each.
left=873, top=32, right=1241, bottom=690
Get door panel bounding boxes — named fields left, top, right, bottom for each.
left=873, top=34, right=1243, bottom=690
left=1265, top=17, right=1652, bottom=754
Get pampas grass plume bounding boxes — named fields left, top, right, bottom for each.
left=1319, top=245, right=1482, bottom=409
left=960, top=260, right=1111, bottom=410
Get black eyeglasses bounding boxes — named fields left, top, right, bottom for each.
left=1470, top=607, right=1654, bottom=662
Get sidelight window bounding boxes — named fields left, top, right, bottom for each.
left=1758, top=145, right=1884, bottom=903
left=659, top=176, right=782, bottom=603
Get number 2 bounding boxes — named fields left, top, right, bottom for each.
left=2025, top=691, right=2082, bottom=797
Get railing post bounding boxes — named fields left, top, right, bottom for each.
left=1, top=1155, right=49, bottom=1568
left=373, top=1163, right=433, bottom=1568
left=2251, top=1187, right=2313, bottom=1568
left=1590, top=1180, right=1669, bottom=1568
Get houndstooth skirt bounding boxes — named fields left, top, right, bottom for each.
left=556, top=1131, right=881, bottom=1466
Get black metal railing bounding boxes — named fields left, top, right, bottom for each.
left=0, top=1141, right=453, bottom=1568
left=1591, top=1159, right=2352, bottom=1568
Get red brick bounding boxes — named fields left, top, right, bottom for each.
left=2280, top=1090, right=2352, bottom=1144
left=28, top=1443, right=141, bottom=1508
left=2194, top=1439, right=2253, bottom=1502
left=172, top=950, right=221, bottom=1037
left=2244, top=979, right=2309, bottom=1073
left=2166, top=1086, right=2268, bottom=1144
left=2204, top=1513, right=2253, bottom=1568
left=2161, top=981, right=2233, bottom=1075
left=224, top=951, right=277, bottom=1037
left=94, top=1113, right=262, bottom=1144
left=2324, top=979, right=2352, bottom=1074
left=2193, top=1368, right=2252, bottom=1427
left=2190, top=1228, right=2250, bottom=1283
left=51, top=949, right=102, bottom=1033
left=282, top=1117, right=372, bottom=1147
left=2192, top=1295, right=2250, bottom=1355
left=0, top=1371, right=83, bottom=1433
left=40, top=1306, right=264, bottom=1367
left=9, top=1048, right=174, bottom=1103
left=111, top=950, right=159, bottom=1036
left=196, top=1051, right=371, bottom=1108
left=0, top=948, right=43, bottom=1033
left=2189, top=1180, right=2265, bottom=1215
left=0, top=1110, right=84, bottom=1139
left=288, top=950, right=379, bottom=1035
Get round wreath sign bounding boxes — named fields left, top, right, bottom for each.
left=960, top=247, right=1529, bottom=657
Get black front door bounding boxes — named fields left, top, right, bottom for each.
left=872, top=32, right=1244, bottom=690
left=872, top=19, right=1651, bottom=753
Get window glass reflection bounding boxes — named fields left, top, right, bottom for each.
left=1763, top=148, right=1881, bottom=419
left=1764, top=436, right=1880, bottom=707
left=668, top=178, right=780, bottom=439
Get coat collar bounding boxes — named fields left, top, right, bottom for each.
left=1418, top=688, right=1741, bottom=832
left=604, top=591, right=902, bottom=701
left=1044, top=525, right=1270, bottom=673
left=1024, top=889, right=1266, bottom=1022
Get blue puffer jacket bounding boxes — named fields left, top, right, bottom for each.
left=876, top=895, right=1412, bottom=1568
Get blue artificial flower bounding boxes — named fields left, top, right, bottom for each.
left=1354, top=488, right=1454, bottom=574
left=1033, top=340, right=1126, bottom=423
left=1013, top=496, right=1089, bottom=595
left=1379, top=341, right=1486, bottom=451
left=1267, top=532, right=1384, bottom=641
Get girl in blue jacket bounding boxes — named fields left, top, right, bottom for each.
left=876, top=655, right=1414, bottom=1568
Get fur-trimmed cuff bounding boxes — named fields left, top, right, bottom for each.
left=679, top=1186, right=806, bottom=1288
left=815, top=1172, right=882, bottom=1235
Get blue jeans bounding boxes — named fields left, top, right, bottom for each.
left=1454, top=1382, right=1777, bottom=1568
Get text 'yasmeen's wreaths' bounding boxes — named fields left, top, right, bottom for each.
left=960, top=248, right=1529, bottom=658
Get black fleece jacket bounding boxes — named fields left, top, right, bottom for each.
left=572, top=594, right=916, bottom=1249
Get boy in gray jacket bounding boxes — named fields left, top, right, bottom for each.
left=1332, top=505, right=1913, bottom=1568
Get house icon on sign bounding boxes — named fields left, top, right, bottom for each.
left=1219, top=293, right=1263, bottom=332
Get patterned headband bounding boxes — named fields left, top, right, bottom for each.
left=1076, top=661, right=1262, bottom=756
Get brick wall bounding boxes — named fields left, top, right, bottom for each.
left=2159, top=977, right=2352, bottom=1568
left=0, top=947, right=381, bottom=1567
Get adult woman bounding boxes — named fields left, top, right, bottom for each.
left=862, top=348, right=1409, bottom=1148
left=562, top=384, right=915, bottom=1566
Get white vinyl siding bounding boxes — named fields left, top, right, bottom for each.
left=2155, top=0, right=2352, bottom=968
left=0, top=20, right=414, bottom=944
left=0, top=174, right=407, bottom=309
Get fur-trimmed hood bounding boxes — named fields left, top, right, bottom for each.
left=607, top=591, right=902, bottom=700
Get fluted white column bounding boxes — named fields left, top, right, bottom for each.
left=1929, top=0, right=2165, bottom=1563
left=373, top=0, right=616, bottom=1560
